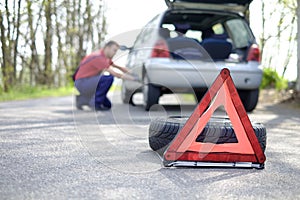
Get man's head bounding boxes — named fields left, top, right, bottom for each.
left=103, top=40, right=119, bottom=59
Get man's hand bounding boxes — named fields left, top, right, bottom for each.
left=131, top=73, right=141, bottom=82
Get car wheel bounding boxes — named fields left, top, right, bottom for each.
left=121, top=81, right=133, bottom=104
left=143, top=75, right=161, bottom=111
left=238, top=89, right=259, bottom=112
left=148, top=116, right=266, bottom=153
left=194, top=89, right=207, bottom=103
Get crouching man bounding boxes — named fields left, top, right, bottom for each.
left=73, top=40, right=137, bottom=111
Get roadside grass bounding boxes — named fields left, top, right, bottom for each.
left=2, top=83, right=298, bottom=109
left=0, top=83, right=121, bottom=102
left=109, top=84, right=121, bottom=92
left=0, top=85, right=75, bottom=102
left=181, top=94, right=196, bottom=102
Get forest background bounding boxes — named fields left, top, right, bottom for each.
left=0, top=0, right=299, bottom=100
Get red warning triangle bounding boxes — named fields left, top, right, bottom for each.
left=163, top=68, right=266, bottom=165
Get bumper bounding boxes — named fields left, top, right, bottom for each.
left=144, top=59, right=262, bottom=92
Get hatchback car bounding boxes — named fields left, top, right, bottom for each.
left=121, top=0, right=262, bottom=112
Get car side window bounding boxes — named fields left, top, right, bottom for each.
left=225, top=19, right=252, bottom=48
left=133, top=15, right=160, bottom=48
left=133, top=28, right=153, bottom=48
left=133, top=31, right=144, bottom=49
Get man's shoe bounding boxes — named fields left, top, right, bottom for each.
left=94, top=105, right=111, bottom=111
left=75, top=95, right=84, bottom=110
left=76, top=104, right=83, bottom=110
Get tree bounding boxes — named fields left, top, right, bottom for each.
left=24, top=0, right=43, bottom=86
left=258, top=0, right=297, bottom=79
left=297, top=0, right=300, bottom=92
left=0, top=0, right=107, bottom=91
left=0, top=0, right=22, bottom=92
left=42, top=0, right=53, bottom=86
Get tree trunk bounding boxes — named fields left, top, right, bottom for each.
left=13, top=0, right=22, bottom=82
left=27, top=0, right=36, bottom=86
left=1, top=1, right=15, bottom=91
left=297, top=0, right=300, bottom=92
left=43, top=0, right=53, bottom=86
left=0, top=10, right=9, bottom=92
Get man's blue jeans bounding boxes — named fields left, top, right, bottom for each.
left=75, top=75, right=114, bottom=109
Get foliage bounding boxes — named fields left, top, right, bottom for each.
left=259, top=0, right=297, bottom=79
left=0, top=0, right=107, bottom=92
left=260, top=68, right=288, bottom=90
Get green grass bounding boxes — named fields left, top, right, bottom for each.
left=181, top=94, right=196, bottom=102
left=260, top=68, right=288, bottom=90
left=0, top=83, right=121, bottom=102
left=109, top=84, right=121, bottom=92
left=0, top=85, right=75, bottom=102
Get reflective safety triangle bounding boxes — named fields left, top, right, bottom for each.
left=163, top=68, right=266, bottom=166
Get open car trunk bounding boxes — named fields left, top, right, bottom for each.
left=165, top=0, right=253, bottom=13
left=159, top=10, right=256, bottom=62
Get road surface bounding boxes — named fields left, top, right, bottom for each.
left=0, top=90, right=299, bottom=199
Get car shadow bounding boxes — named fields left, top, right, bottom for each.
left=131, top=103, right=196, bottom=112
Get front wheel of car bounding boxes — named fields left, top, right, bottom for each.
left=238, top=89, right=259, bottom=112
left=121, top=81, right=134, bottom=104
left=143, top=76, right=161, bottom=111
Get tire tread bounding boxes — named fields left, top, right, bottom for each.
left=149, top=117, right=267, bottom=152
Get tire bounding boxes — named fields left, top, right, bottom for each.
left=194, top=89, right=207, bottom=103
left=143, top=75, right=161, bottom=111
left=148, top=116, right=266, bottom=153
left=121, top=81, right=134, bottom=104
left=238, top=89, right=259, bottom=112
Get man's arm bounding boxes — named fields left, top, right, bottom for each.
left=111, top=63, right=130, bottom=74
left=105, top=66, right=135, bottom=81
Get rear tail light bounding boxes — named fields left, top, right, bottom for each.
left=247, top=44, right=261, bottom=62
left=151, top=40, right=170, bottom=58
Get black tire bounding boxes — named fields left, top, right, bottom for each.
left=238, top=89, right=259, bottom=112
left=149, top=116, right=266, bottom=153
left=121, top=81, right=134, bottom=104
left=194, top=89, right=207, bottom=103
left=121, top=82, right=137, bottom=105
left=143, top=76, right=161, bottom=111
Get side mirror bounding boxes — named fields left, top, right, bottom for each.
left=119, top=45, right=132, bottom=51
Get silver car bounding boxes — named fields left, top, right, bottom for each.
left=121, top=0, right=262, bottom=112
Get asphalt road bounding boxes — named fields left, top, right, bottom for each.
left=0, top=90, right=300, bottom=199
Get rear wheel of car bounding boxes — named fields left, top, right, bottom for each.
left=148, top=116, right=266, bottom=153
left=143, top=76, right=161, bottom=111
left=194, top=89, right=207, bottom=103
left=238, top=89, right=259, bottom=112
